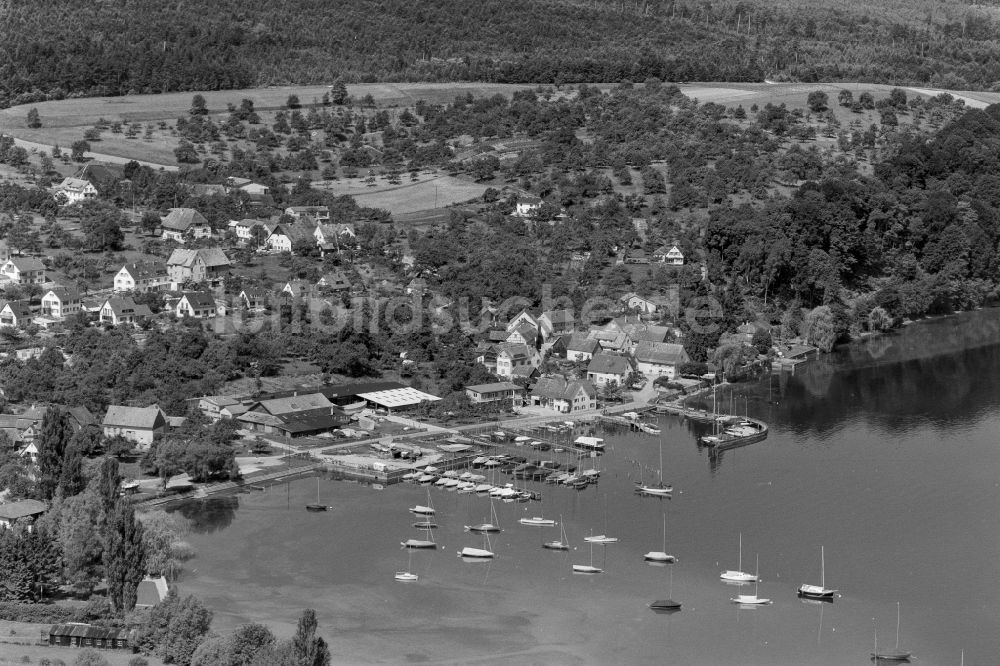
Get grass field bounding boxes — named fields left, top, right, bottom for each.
left=316, top=173, right=487, bottom=215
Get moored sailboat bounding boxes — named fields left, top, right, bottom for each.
left=798, top=546, right=837, bottom=601
left=409, top=488, right=436, bottom=515
left=871, top=603, right=911, bottom=662
left=720, top=533, right=757, bottom=582
left=572, top=541, right=602, bottom=574
left=644, top=512, right=677, bottom=563
left=543, top=516, right=570, bottom=551
left=729, top=555, right=771, bottom=605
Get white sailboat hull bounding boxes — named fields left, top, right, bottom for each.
left=394, top=572, right=418, bottom=581
left=519, top=517, right=556, bottom=526
left=720, top=570, right=757, bottom=582
left=644, top=551, right=677, bottom=563
left=409, top=505, right=435, bottom=515
left=572, top=565, right=603, bottom=574
left=465, top=524, right=501, bottom=533
left=401, top=540, right=436, bottom=549
left=584, top=535, right=619, bottom=544
left=797, top=584, right=837, bottom=599
left=459, top=547, right=494, bottom=558
left=730, top=595, right=771, bottom=605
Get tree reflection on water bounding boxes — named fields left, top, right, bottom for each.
left=168, top=495, right=240, bottom=533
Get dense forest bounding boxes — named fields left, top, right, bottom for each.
left=5, top=0, right=1000, bottom=106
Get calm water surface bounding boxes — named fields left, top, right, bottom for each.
left=172, top=311, right=1000, bottom=664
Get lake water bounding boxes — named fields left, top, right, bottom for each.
left=171, top=311, right=1000, bottom=664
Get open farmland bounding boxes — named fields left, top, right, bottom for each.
left=1, top=81, right=996, bottom=169
left=315, top=173, right=486, bottom=216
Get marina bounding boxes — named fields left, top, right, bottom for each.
left=168, top=312, right=1000, bottom=665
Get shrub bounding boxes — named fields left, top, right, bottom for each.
left=72, top=650, right=109, bottom=666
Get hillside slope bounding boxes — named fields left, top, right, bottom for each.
left=2, top=0, right=1000, bottom=104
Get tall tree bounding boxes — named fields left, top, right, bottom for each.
left=58, top=440, right=85, bottom=497
left=291, top=609, right=330, bottom=666
left=36, top=406, right=73, bottom=500
left=104, top=500, right=146, bottom=611
left=97, top=456, right=121, bottom=515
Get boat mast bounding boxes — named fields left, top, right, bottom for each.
left=820, top=546, right=825, bottom=589
left=896, top=601, right=901, bottom=649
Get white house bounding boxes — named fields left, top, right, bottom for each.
left=161, top=208, right=212, bottom=243
left=175, top=292, right=217, bottom=318
left=495, top=343, right=537, bottom=378
left=314, top=223, right=356, bottom=254
left=0, top=499, right=48, bottom=531
left=114, top=262, right=168, bottom=292
left=265, top=223, right=315, bottom=254
left=166, top=248, right=230, bottom=287
left=102, top=405, right=167, bottom=449
left=465, top=382, right=525, bottom=409
left=529, top=376, right=597, bottom=414
left=514, top=195, right=542, bottom=217
left=0, top=257, right=45, bottom=284
left=653, top=244, right=685, bottom=265
left=633, top=341, right=690, bottom=379
left=99, top=296, right=153, bottom=327
left=565, top=334, right=601, bottom=362
left=56, top=177, right=98, bottom=204
left=537, top=309, right=574, bottom=341
left=586, top=352, right=635, bottom=387
left=506, top=309, right=538, bottom=332
left=0, top=301, right=32, bottom=328
left=40, top=287, right=82, bottom=319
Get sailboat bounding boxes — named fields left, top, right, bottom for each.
left=720, top=533, right=757, bottom=582
left=466, top=499, right=501, bottom=533
left=798, top=546, right=837, bottom=600
left=572, top=541, right=603, bottom=573
left=584, top=495, right=619, bottom=544
left=729, top=555, right=771, bottom=605
left=394, top=549, right=418, bottom=582
left=649, top=566, right=681, bottom=612
left=543, top=515, right=570, bottom=550
left=459, top=530, right=495, bottom=558
left=409, top=488, right=435, bottom=515
left=401, top=520, right=437, bottom=549
left=871, top=602, right=911, bottom=662
left=636, top=439, right=672, bottom=496
left=305, top=477, right=328, bottom=511
left=644, top=512, right=677, bottom=563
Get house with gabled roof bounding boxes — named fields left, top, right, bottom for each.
left=0, top=301, right=32, bottom=328
left=160, top=208, right=211, bottom=243
left=41, top=287, right=82, bottom=319
left=56, top=177, right=98, bottom=204
left=166, top=248, right=230, bottom=287
left=538, top=309, right=574, bottom=341
left=0, top=257, right=45, bottom=284
left=175, top=292, right=216, bottom=319
left=114, top=262, right=168, bottom=293
left=316, top=270, right=351, bottom=292
left=239, top=288, right=269, bottom=311
left=102, top=405, right=167, bottom=448
left=653, top=244, right=685, bottom=265
left=566, top=334, right=601, bottom=362
left=633, top=341, right=690, bottom=379
left=249, top=392, right=334, bottom=416
left=314, top=223, right=356, bottom=255
left=505, top=322, right=538, bottom=348
left=99, top=296, right=153, bottom=327
left=0, top=499, right=48, bottom=531
left=587, top=352, right=635, bottom=387
left=265, top=223, right=316, bottom=254
left=495, top=342, right=539, bottom=378
left=506, top=309, right=537, bottom=332
left=281, top=280, right=313, bottom=299
left=529, top=376, right=597, bottom=414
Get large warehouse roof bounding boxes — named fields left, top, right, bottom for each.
left=357, top=387, right=441, bottom=409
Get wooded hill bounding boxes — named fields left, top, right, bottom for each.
left=4, top=0, right=1000, bottom=106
